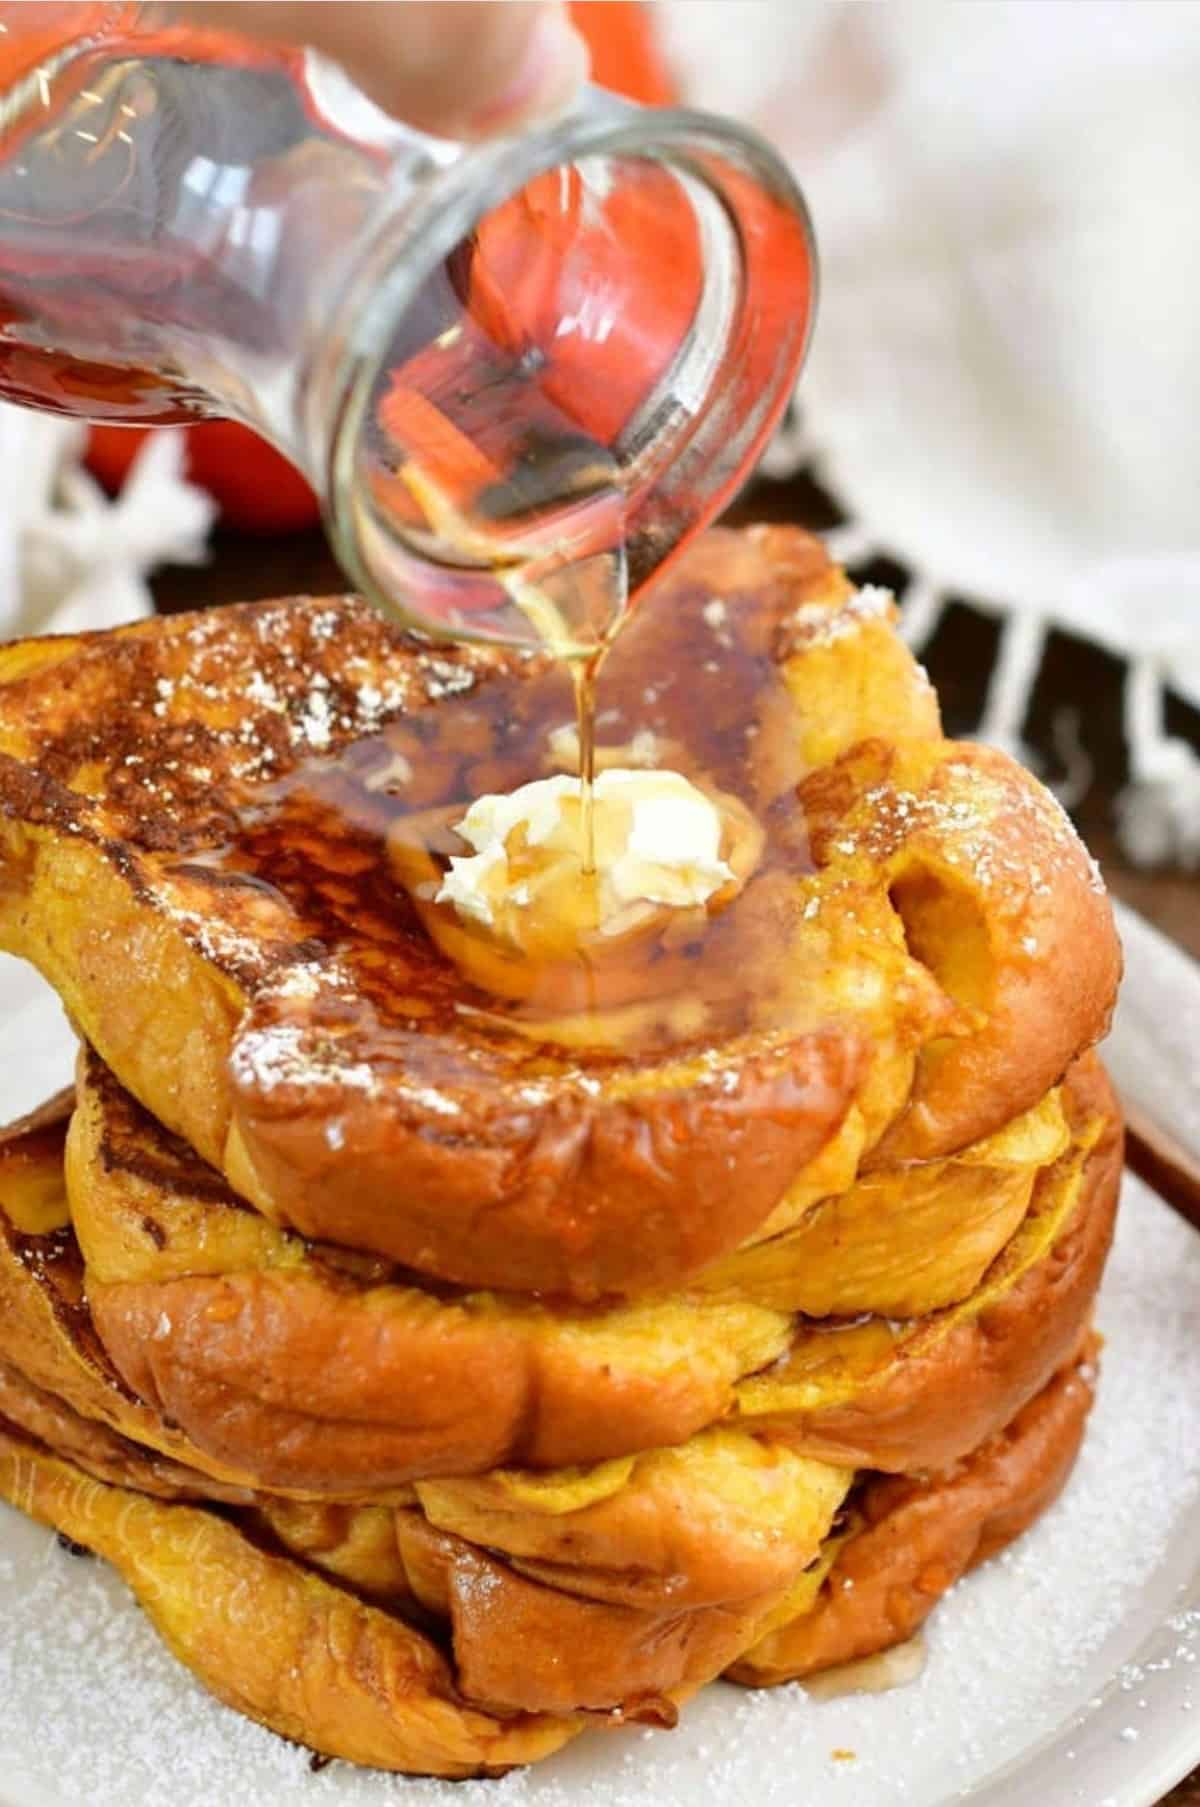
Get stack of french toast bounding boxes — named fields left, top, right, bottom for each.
left=0, top=525, right=1122, bottom=1777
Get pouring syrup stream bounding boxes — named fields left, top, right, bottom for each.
left=501, top=545, right=627, bottom=875
left=571, top=650, right=603, bottom=875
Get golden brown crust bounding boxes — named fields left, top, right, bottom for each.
left=797, top=736, right=1121, bottom=1164
left=861, top=744, right=1122, bottom=1161
left=72, top=1052, right=1114, bottom=1492
left=0, top=1355, right=248, bottom=1502
left=390, top=1510, right=779, bottom=1720
left=0, top=1421, right=578, bottom=1775
left=72, top=1051, right=793, bottom=1488
left=736, top=1055, right=1121, bottom=1472
left=412, top=1432, right=850, bottom=1613
left=228, top=1030, right=865, bottom=1301
left=86, top=1270, right=784, bottom=1489
left=0, top=527, right=1120, bottom=1296
left=727, top=1339, right=1098, bottom=1685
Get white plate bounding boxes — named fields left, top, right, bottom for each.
left=0, top=928, right=1198, bottom=1807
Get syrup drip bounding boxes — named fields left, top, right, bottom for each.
left=498, top=517, right=628, bottom=874
left=571, top=656, right=596, bottom=875
left=570, top=646, right=607, bottom=876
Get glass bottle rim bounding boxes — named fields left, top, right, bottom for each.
left=321, top=86, right=819, bottom=641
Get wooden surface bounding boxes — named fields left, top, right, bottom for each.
left=150, top=475, right=1200, bottom=1801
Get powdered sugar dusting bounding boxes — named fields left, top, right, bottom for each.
left=420, top=656, right=477, bottom=701
left=19, top=595, right=511, bottom=854
left=835, top=757, right=1101, bottom=914
left=229, top=1022, right=378, bottom=1097
left=227, top=966, right=469, bottom=1118
left=786, top=585, right=894, bottom=651
left=293, top=678, right=334, bottom=752
left=406, top=1086, right=461, bottom=1119
left=0, top=1176, right=1194, bottom=1806
left=157, top=902, right=271, bottom=979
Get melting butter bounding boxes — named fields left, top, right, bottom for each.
left=436, top=769, right=735, bottom=935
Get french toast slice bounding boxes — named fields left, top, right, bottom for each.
left=0, top=527, right=1119, bottom=1298
left=65, top=1044, right=1081, bottom=1486
left=0, top=1093, right=262, bottom=1497
left=24, top=1046, right=1116, bottom=1491
left=727, top=1338, right=1098, bottom=1686
left=733, top=1053, right=1120, bottom=1471
left=0, top=1421, right=580, bottom=1775
left=73, top=1041, right=1070, bottom=1314
left=0, top=1347, right=1096, bottom=1759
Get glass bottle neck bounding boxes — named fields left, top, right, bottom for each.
left=315, top=94, right=817, bottom=647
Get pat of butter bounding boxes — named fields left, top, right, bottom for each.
left=437, top=769, right=734, bottom=932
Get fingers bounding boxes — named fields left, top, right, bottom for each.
left=174, top=2, right=590, bottom=138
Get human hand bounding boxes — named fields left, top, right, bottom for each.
left=174, top=1, right=590, bottom=138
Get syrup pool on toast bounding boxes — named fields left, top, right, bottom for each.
left=219, top=551, right=824, bottom=1063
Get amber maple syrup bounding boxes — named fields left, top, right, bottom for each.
left=499, top=539, right=628, bottom=877
left=0, top=6, right=305, bottom=421
left=0, top=5, right=725, bottom=891
left=571, top=655, right=601, bottom=874
left=196, top=544, right=826, bottom=1093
